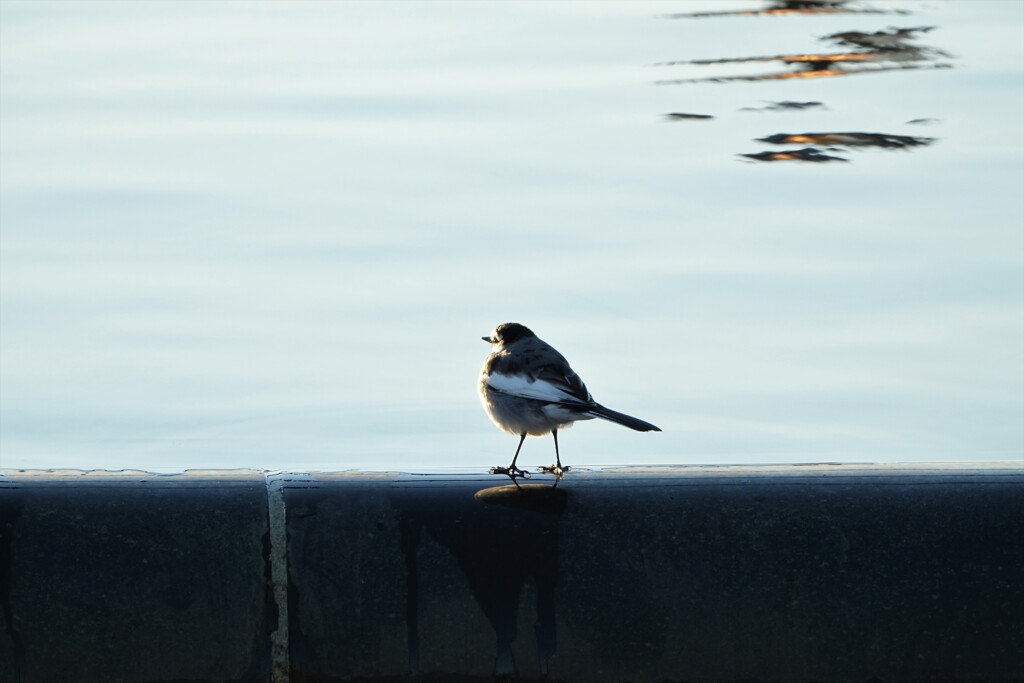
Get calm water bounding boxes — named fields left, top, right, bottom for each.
left=1, top=0, right=1022, bottom=471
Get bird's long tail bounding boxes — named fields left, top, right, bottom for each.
left=588, top=404, right=661, bottom=432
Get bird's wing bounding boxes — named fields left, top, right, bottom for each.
left=535, top=364, right=593, bottom=404
left=486, top=364, right=593, bottom=405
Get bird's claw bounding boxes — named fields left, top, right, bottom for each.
left=489, top=465, right=531, bottom=481
left=538, top=464, right=570, bottom=478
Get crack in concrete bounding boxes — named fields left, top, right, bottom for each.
left=265, top=472, right=291, bottom=683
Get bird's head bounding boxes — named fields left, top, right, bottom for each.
left=482, top=322, right=536, bottom=346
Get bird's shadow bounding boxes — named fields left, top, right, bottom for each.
left=474, top=479, right=569, bottom=513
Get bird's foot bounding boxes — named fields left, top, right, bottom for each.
left=489, top=465, right=531, bottom=481
left=538, top=464, right=569, bottom=479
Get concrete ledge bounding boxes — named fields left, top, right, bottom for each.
left=0, top=469, right=272, bottom=683
left=1, top=464, right=1022, bottom=683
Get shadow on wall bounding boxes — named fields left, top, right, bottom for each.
left=395, top=481, right=567, bottom=679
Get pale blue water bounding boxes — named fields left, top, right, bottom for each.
left=1, top=0, right=1022, bottom=471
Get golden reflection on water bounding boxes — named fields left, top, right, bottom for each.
left=657, top=26, right=950, bottom=85
left=658, top=4, right=950, bottom=162
left=667, top=0, right=910, bottom=19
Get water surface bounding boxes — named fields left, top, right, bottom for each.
left=1, top=0, right=1022, bottom=470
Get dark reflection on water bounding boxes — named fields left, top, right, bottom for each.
left=740, top=100, right=827, bottom=112
left=657, top=26, right=950, bottom=84
left=658, top=1, right=950, bottom=163
left=741, top=147, right=849, bottom=163
left=665, top=112, right=715, bottom=121
left=758, top=132, right=934, bottom=148
left=667, top=0, right=910, bottom=19
left=742, top=132, right=934, bottom=162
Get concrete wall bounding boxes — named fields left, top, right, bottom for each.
left=1, top=464, right=1021, bottom=683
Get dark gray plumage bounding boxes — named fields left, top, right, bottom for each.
left=479, top=322, right=660, bottom=478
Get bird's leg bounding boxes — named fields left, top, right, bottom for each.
left=552, top=428, right=561, bottom=472
left=508, top=433, right=529, bottom=478
left=510, top=433, right=526, bottom=470
left=554, top=429, right=562, bottom=470
left=490, top=433, right=530, bottom=480
left=538, top=428, right=569, bottom=479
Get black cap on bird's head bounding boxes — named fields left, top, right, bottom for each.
left=482, top=322, right=536, bottom=345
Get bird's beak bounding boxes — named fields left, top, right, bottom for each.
left=481, top=336, right=492, bottom=343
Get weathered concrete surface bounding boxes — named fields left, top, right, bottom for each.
left=1, top=464, right=1022, bottom=683
left=283, top=464, right=1024, bottom=683
left=0, top=470, right=271, bottom=683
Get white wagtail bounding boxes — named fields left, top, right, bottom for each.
left=479, top=322, right=661, bottom=478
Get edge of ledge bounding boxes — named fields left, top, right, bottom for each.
left=0, top=461, right=1021, bottom=488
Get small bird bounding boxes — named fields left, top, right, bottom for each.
left=479, top=322, right=661, bottom=478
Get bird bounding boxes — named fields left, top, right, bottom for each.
left=479, top=322, right=661, bottom=479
